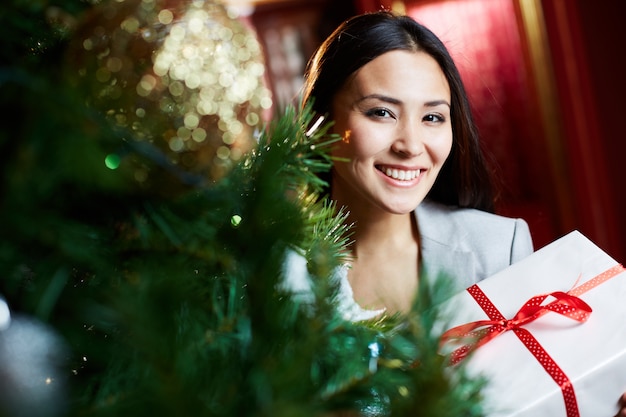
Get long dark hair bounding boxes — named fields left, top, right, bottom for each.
left=302, top=11, right=496, bottom=212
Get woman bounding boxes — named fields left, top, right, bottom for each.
left=299, top=11, right=532, bottom=319
left=294, top=12, right=626, bottom=416
left=296, top=12, right=626, bottom=416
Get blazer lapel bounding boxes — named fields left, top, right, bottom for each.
left=419, top=236, right=476, bottom=291
left=415, top=201, right=477, bottom=290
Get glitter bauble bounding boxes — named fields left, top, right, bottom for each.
left=68, top=0, right=272, bottom=190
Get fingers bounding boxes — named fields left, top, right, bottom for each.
left=616, top=392, right=626, bottom=417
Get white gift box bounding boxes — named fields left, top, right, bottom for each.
left=439, top=230, right=626, bottom=417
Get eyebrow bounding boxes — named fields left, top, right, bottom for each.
left=357, top=94, right=401, bottom=105
left=425, top=99, right=451, bottom=108
left=357, top=94, right=451, bottom=108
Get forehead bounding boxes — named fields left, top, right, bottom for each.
left=344, top=50, right=450, bottom=100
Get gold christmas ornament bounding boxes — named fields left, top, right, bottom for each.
left=68, top=0, right=272, bottom=189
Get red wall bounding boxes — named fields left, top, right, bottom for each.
left=540, top=0, right=626, bottom=261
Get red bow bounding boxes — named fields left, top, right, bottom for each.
left=440, top=290, right=592, bottom=365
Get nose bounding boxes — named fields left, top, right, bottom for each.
left=391, top=121, right=425, bottom=157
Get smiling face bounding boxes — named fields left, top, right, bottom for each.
left=329, top=50, right=453, bottom=217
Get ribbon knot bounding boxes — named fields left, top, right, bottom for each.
left=440, top=289, right=592, bottom=365
left=501, top=319, right=513, bottom=330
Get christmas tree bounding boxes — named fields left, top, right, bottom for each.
left=0, top=1, right=486, bottom=416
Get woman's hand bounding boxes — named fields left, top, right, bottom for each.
left=616, top=392, right=626, bottom=417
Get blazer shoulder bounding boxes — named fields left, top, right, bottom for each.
left=417, top=200, right=528, bottom=244
left=416, top=200, right=534, bottom=283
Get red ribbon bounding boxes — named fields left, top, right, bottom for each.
left=440, top=264, right=625, bottom=417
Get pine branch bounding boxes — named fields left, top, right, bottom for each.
left=0, top=1, right=487, bottom=415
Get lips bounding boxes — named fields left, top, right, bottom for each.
left=377, top=165, right=422, bottom=181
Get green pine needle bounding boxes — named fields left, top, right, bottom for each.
left=0, top=2, right=487, bottom=416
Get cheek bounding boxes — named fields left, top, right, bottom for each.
left=434, top=132, right=453, bottom=165
left=351, top=117, right=394, bottom=154
left=331, top=123, right=376, bottom=160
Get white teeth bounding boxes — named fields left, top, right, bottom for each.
left=383, top=167, right=421, bottom=181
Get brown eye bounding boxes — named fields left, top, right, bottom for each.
left=423, top=113, right=445, bottom=123
left=365, top=108, right=394, bottom=119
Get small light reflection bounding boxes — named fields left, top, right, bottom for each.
left=0, top=298, right=10, bottom=331
left=104, top=154, right=121, bottom=170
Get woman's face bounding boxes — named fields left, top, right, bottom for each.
left=330, top=50, right=453, bottom=216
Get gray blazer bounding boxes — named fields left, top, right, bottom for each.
left=417, top=199, right=534, bottom=291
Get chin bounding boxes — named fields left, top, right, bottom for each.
left=385, top=197, right=426, bottom=215
left=385, top=205, right=419, bottom=215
